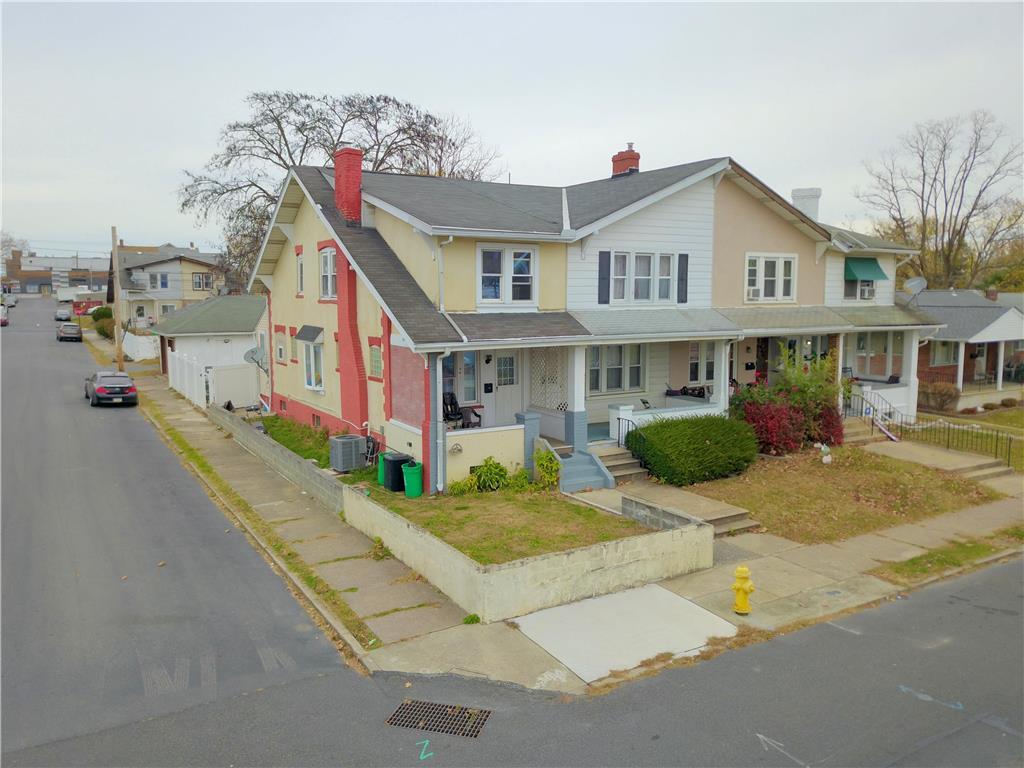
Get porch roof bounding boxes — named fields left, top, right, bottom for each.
left=831, top=304, right=938, bottom=330
left=717, top=306, right=849, bottom=333
left=447, top=311, right=589, bottom=342
left=571, top=307, right=739, bottom=338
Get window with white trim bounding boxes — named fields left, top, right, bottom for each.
left=368, top=344, right=383, bottom=378
left=851, top=331, right=904, bottom=379
left=587, top=344, right=645, bottom=394
left=687, top=341, right=716, bottom=383
left=611, top=251, right=676, bottom=304
left=160, top=304, right=175, bottom=315
left=192, top=272, right=213, bottom=291
left=319, top=248, right=336, bottom=298
left=274, top=332, right=286, bottom=362
left=496, top=354, right=517, bottom=386
left=844, top=278, right=875, bottom=300
left=745, top=254, right=795, bottom=302
left=303, top=342, right=324, bottom=390
left=931, top=341, right=959, bottom=366
left=296, top=253, right=304, bottom=294
left=477, top=244, right=537, bottom=306
left=442, top=352, right=478, bottom=403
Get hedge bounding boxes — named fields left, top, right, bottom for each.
left=91, top=306, right=113, bottom=322
left=625, top=415, right=757, bottom=486
left=94, top=317, right=114, bottom=339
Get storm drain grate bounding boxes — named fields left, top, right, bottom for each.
left=385, top=699, right=492, bottom=738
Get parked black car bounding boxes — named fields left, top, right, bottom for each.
left=84, top=371, right=138, bottom=406
left=56, top=323, right=83, bottom=342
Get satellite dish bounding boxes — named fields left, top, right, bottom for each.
left=243, top=346, right=268, bottom=374
left=905, top=277, right=928, bottom=302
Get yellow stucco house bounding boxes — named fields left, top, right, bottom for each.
left=249, top=145, right=936, bottom=494
left=117, top=242, right=226, bottom=327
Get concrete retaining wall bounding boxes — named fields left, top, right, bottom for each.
left=341, top=485, right=713, bottom=622
left=207, top=406, right=345, bottom=513
left=620, top=495, right=704, bottom=531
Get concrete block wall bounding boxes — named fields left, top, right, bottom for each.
left=620, top=495, right=708, bottom=531
left=341, top=485, right=713, bottom=622
left=207, top=406, right=346, bottom=513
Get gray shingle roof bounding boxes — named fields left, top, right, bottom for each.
left=293, top=166, right=462, bottom=345
left=571, top=308, right=738, bottom=337
left=831, top=304, right=938, bottom=328
left=152, top=295, right=265, bottom=335
left=820, top=224, right=916, bottom=253
left=448, top=312, right=590, bottom=342
left=717, top=306, right=849, bottom=332
left=908, top=289, right=1000, bottom=308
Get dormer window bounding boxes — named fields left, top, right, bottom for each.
left=477, top=244, right=537, bottom=308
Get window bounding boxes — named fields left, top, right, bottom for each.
left=789, top=335, right=829, bottom=361
left=442, top=352, right=479, bottom=403
left=477, top=244, right=537, bottom=306
left=687, top=341, right=716, bottom=383
left=319, top=248, right=336, bottom=298
left=633, top=253, right=652, bottom=300
left=160, top=273, right=168, bottom=289
left=160, top=304, right=175, bottom=315
left=496, top=354, right=517, bottom=386
left=192, top=272, right=213, bottom=291
left=303, top=343, right=324, bottom=390
left=657, top=254, right=673, bottom=300
left=135, top=305, right=145, bottom=318
left=932, top=341, right=959, bottom=366
left=612, top=252, right=628, bottom=300
left=368, top=344, right=383, bottom=379
left=296, top=253, right=304, bottom=294
left=312, top=414, right=321, bottom=428
left=275, top=332, right=286, bottom=361
left=587, top=344, right=645, bottom=394
left=745, top=254, right=796, bottom=302
left=844, top=279, right=875, bottom=300
left=851, top=331, right=903, bottom=378
left=149, top=273, right=158, bottom=289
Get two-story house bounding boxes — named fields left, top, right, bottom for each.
left=117, top=242, right=225, bottom=326
left=249, top=146, right=937, bottom=494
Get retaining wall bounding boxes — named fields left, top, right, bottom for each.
left=207, top=405, right=345, bottom=513
left=342, top=484, right=713, bottom=622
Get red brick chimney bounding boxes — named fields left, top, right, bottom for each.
left=612, top=143, right=640, bottom=176
left=985, top=288, right=999, bottom=301
left=333, top=147, right=363, bottom=225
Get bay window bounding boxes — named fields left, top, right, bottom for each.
left=745, top=253, right=796, bottom=302
left=477, top=244, right=537, bottom=307
left=587, top=344, right=645, bottom=394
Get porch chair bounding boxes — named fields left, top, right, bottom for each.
left=442, top=392, right=463, bottom=430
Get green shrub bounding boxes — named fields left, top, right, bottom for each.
left=1001, top=398, right=1019, bottom=408
left=473, top=456, right=509, bottom=491
left=533, top=448, right=560, bottom=490
left=91, top=306, right=112, bottom=322
left=507, top=468, right=532, bottom=492
left=982, top=402, right=1000, bottom=411
left=919, top=382, right=960, bottom=412
left=447, top=475, right=478, bottom=496
left=94, top=317, right=114, bottom=339
left=626, top=415, right=757, bottom=486
left=463, top=614, right=481, bottom=624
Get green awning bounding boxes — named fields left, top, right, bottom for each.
left=844, top=257, right=889, bottom=281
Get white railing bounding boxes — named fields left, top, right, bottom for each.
left=167, top=351, right=260, bottom=409
left=608, top=401, right=723, bottom=444
left=167, top=350, right=208, bottom=408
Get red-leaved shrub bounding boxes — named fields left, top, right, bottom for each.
left=811, top=405, right=844, bottom=446
left=742, top=402, right=805, bottom=455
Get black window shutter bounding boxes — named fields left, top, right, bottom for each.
left=677, top=253, right=689, bottom=303
left=598, top=251, right=611, bottom=305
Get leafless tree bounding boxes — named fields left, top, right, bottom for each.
left=2, top=231, right=30, bottom=260
left=180, top=92, right=500, bottom=279
left=857, top=110, right=1022, bottom=288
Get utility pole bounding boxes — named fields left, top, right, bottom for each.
left=111, top=226, right=124, bottom=372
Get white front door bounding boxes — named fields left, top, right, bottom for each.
left=493, top=351, right=522, bottom=426
left=975, top=343, right=987, bottom=380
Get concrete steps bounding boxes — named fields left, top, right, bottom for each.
left=593, top=447, right=649, bottom=485
left=559, top=451, right=612, bottom=493
left=843, top=418, right=888, bottom=446
left=961, top=463, right=1015, bottom=481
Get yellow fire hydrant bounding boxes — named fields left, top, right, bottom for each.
left=732, top=565, right=754, bottom=615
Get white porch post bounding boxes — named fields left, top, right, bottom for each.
left=955, top=341, right=966, bottom=391
left=715, top=340, right=730, bottom=410
left=997, top=341, right=1005, bottom=391
left=905, top=330, right=920, bottom=421
left=565, top=346, right=587, bottom=451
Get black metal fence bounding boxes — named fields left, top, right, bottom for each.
left=844, top=393, right=1019, bottom=468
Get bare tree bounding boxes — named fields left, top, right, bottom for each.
left=2, top=231, right=30, bottom=260
left=180, top=92, right=500, bottom=279
left=858, top=110, right=1022, bottom=288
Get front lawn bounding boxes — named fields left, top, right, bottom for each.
left=915, top=412, right=1024, bottom=471
left=922, top=407, right=1024, bottom=433
left=368, top=487, right=650, bottom=565
left=261, top=415, right=330, bottom=468
left=872, top=526, right=1023, bottom=586
left=689, top=447, right=1001, bottom=544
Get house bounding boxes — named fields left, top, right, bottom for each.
left=152, top=294, right=270, bottom=407
left=907, top=289, right=1024, bottom=411
left=115, top=242, right=225, bottom=327
left=248, top=145, right=938, bottom=494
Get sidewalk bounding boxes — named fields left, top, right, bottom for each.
left=96, top=329, right=1022, bottom=693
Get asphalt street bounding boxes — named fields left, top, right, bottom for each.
left=3, top=296, right=1023, bottom=767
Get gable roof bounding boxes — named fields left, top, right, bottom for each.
left=152, top=295, right=266, bottom=336
left=899, top=290, right=1024, bottom=341
left=821, top=225, right=917, bottom=254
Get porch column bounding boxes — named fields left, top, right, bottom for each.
left=997, top=341, right=1005, bottom=391
left=715, top=340, right=731, bottom=410
left=955, top=341, right=966, bottom=391
left=905, top=330, right=920, bottom=421
left=565, top=346, right=587, bottom=451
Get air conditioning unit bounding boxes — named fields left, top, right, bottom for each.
left=746, top=287, right=761, bottom=300
left=329, top=434, right=367, bottom=472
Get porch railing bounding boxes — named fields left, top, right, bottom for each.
left=844, top=393, right=1019, bottom=467
left=919, top=368, right=1022, bottom=391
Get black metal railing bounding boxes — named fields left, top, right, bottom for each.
left=844, top=392, right=1019, bottom=468
left=617, top=417, right=638, bottom=449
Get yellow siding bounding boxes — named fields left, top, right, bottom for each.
left=269, top=198, right=342, bottom=417
left=445, top=427, right=524, bottom=481
left=373, top=209, right=438, bottom=305
left=355, top=277, right=387, bottom=433
left=712, top=178, right=825, bottom=307
left=178, top=258, right=224, bottom=302
left=538, top=243, right=567, bottom=310
left=442, top=238, right=476, bottom=311
left=383, top=421, right=423, bottom=462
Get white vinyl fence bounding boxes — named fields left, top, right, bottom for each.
left=167, top=351, right=259, bottom=409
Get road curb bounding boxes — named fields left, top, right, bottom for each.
left=137, top=394, right=381, bottom=674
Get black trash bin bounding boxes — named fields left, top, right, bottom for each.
left=383, top=452, right=411, bottom=493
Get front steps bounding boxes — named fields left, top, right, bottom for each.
left=960, top=460, right=1016, bottom=481
left=593, top=446, right=648, bottom=485
left=559, top=451, right=613, bottom=493
left=843, top=418, right=888, bottom=446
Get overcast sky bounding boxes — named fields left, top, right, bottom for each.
left=3, top=2, right=1021, bottom=258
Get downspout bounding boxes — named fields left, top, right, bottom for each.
left=435, top=348, right=453, bottom=493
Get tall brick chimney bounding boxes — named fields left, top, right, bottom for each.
left=334, top=147, right=363, bottom=225
left=985, top=288, right=999, bottom=301
left=612, top=143, right=640, bottom=176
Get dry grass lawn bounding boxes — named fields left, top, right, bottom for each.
left=690, top=447, right=1001, bottom=544
left=371, top=488, right=650, bottom=565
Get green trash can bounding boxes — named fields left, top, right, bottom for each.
left=377, top=452, right=389, bottom=485
left=402, top=461, right=423, bottom=498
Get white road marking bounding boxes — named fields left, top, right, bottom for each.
left=250, top=630, right=297, bottom=673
